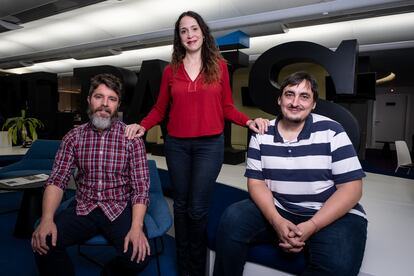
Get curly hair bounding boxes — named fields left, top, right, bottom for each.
left=171, top=11, right=222, bottom=84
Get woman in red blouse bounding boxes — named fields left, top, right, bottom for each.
left=126, top=11, right=268, bottom=276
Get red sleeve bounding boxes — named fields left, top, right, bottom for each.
left=140, top=66, right=172, bottom=130
left=220, top=60, right=250, bottom=126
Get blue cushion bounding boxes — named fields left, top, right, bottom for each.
left=207, top=183, right=306, bottom=275
left=0, top=139, right=61, bottom=179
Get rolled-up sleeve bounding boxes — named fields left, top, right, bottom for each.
left=45, top=131, right=76, bottom=190
left=129, top=137, right=150, bottom=206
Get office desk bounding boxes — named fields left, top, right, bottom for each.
left=0, top=179, right=44, bottom=239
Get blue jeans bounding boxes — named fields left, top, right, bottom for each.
left=34, top=201, right=149, bottom=276
left=165, top=134, right=224, bottom=276
left=213, top=198, right=367, bottom=276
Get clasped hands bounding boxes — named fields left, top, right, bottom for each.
left=274, top=217, right=318, bottom=253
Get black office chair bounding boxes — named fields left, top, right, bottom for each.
left=313, top=99, right=360, bottom=152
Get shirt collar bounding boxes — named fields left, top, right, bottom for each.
left=273, top=113, right=313, bottom=143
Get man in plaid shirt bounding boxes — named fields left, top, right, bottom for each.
left=32, top=73, right=150, bottom=276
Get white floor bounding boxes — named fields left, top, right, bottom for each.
left=148, top=154, right=414, bottom=276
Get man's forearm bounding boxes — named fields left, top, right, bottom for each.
left=311, top=180, right=363, bottom=231
left=131, top=203, right=147, bottom=230
left=41, top=185, right=64, bottom=221
left=248, top=179, right=282, bottom=225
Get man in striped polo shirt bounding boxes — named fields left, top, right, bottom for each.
left=214, top=71, right=367, bottom=276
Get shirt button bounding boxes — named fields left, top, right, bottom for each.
left=98, top=180, right=102, bottom=185
left=288, top=149, right=292, bottom=153
left=97, top=192, right=101, bottom=197
left=99, top=151, right=103, bottom=155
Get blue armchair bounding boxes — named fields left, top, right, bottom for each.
left=0, top=139, right=61, bottom=179
left=0, top=139, right=61, bottom=232
left=58, top=159, right=173, bottom=275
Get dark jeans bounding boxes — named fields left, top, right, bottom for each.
left=213, top=198, right=367, bottom=276
left=34, top=201, right=149, bottom=276
left=165, top=134, right=224, bottom=276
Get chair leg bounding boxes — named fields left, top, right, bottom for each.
left=155, top=251, right=161, bottom=276
left=151, top=237, right=165, bottom=276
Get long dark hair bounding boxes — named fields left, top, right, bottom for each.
left=171, top=11, right=222, bottom=84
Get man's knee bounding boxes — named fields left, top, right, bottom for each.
left=308, top=257, right=359, bottom=276
left=216, top=203, right=251, bottom=242
left=219, top=205, right=241, bottom=230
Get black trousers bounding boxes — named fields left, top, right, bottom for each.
left=165, top=134, right=224, bottom=276
left=34, top=201, right=149, bottom=276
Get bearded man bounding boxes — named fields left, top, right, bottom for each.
left=32, top=73, right=150, bottom=276
left=214, top=71, right=367, bottom=276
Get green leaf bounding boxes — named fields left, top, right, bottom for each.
left=1, top=110, right=43, bottom=145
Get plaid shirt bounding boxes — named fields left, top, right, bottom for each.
left=46, top=120, right=149, bottom=221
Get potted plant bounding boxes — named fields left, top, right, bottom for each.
left=2, top=110, right=44, bottom=147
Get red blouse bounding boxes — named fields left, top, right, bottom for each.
left=140, top=59, right=249, bottom=138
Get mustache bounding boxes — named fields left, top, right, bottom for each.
left=95, top=106, right=111, bottom=113
left=287, top=104, right=304, bottom=109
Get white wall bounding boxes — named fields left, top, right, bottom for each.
left=372, top=87, right=414, bottom=151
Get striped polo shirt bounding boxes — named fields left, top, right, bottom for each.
left=245, top=113, right=366, bottom=218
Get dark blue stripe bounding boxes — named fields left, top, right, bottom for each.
left=332, top=144, right=358, bottom=162
left=266, top=125, right=276, bottom=135
left=353, top=203, right=366, bottom=214
left=263, top=168, right=332, bottom=182
left=274, top=193, right=366, bottom=216
left=333, top=169, right=366, bottom=184
left=260, top=143, right=331, bottom=157
left=246, top=148, right=261, bottom=160
left=313, top=120, right=344, bottom=134
left=245, top=169, right=264, bottom=180
left=273, top=185, right=336, bottom=203
left=277, top=201, right=317, bottom=216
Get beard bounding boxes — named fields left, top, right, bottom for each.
left=279, top=111, right=306, bottom=124
left=279, top=104, right=310, bottom=124
left=87, top=106, right=118, bottom=130
left=283, top=115, right=305, bottom=124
